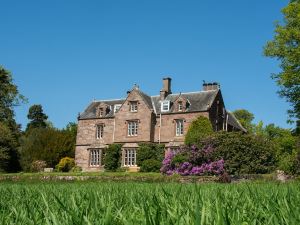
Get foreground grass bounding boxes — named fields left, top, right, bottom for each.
left=0, top=181, right=299, bottom=224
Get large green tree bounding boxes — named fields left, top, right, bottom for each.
left=0, top=122, right=17, bottom=172
left=19, top=126, right=76, bottom=171
left=0, top=66, right=26, bottom=132
left=232, top=109, right=255, bottom=132
left=264, top=1, right=300, bottom=124
left=0, top=66, right=26, bottom=172
left=26, top=104, right=48, bottom=131
left=185, top=116, right=213, bottom=147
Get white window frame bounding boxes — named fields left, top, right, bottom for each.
left=178, top=102, right=183, bottom=111
left=176, top=119, right=184, bottom=136
left=161, top=101, right=170, bottom=112
left=124, top=149, right=137, bottom=167
left=128, top=121, right=138, bottom=136
left=99, top=108, right=104, bottom=117
left=130, top=101, right=138, bottom=112
left=114, top=104, right=122, bottom=113
left=90, top=149, right=101, bottom=167
left=96, top=124, right=104, bottom=139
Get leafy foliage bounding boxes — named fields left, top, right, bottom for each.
left=233, top=109, right=254, bottom=132
left=0, top=122, right=18, bottom=172
left=264, top=1, right=300, bottom=123
left=104, top=144, right=122, bottom=171
left=204, top=132, right=276, bottom=175
left=262, top=123, right=299, bottom=174
left=0, top=66, right=25, bottom=172
left=140, top=159, right=162, bottom=172
left=26, top=104, right=48, bottom=131
left=136, top=143, right=165, bottom=172
left=0, top=123, right=21, bottom=172
left=137, top=143, right=164, bottom=163
left=0, top=66, right=27, bottom=132
left=185, top=116, right=213, bottom=147
left=56, top=157, right=75, bottom=172
left=19, top=127, right=76, bottom=171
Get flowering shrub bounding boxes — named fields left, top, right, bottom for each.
left=56, top=157, right=75, bottom=172
left=31, top=160, right=47, bottom=172
left=160, top=145, right=224, bottom=176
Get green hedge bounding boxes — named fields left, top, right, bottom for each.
left=203, top=132, right=276, bottom=175
left=104, top=144, right=122, bottom=171
left=137, top=143, right=165, bottom=172
left=185, top=116, right=213, bottom=147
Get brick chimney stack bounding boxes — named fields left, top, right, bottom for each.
left=160, top=77, right=172, bottom=100
left=203, top=82, right=220, bottom=91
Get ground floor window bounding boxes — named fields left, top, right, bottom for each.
left=124, top=149, right=137, bottom=167
left=176, top=119, right=184, bottom=136
left=90, top=149, right=102, bottom=167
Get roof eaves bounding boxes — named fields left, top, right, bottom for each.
left=227, top=110, right=247, bottom=133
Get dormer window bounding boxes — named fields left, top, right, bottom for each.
left=99, top=108, right=104, bottom=117
left=178, top=101, right=183, bottom=112
left=96, top=106, right=106, bottom=118
left=161, top=101, right=170, bottom=112
left=130, top=101, right=138, bottom=112
left=114, top=104, right=121, bottom=113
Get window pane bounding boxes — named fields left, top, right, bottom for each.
left=128, top=121, right=138, bottom=136
left=130, top=102, right=138, bottom=112
left=124, top=149, right=136, bottom=167
left=90, top=149, right=101, bottom=167
left=96, top=125, right=104, bottom=139
left=176, top=120, right=184, bottom=136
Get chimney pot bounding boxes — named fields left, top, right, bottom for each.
left=160, top=77, right=172, bottom=100
left=203, top=82, right=220, bottom=91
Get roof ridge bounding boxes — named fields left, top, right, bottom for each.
left=93, top=98, right=125, bottom=102
left=151, top=90, right=217, bottom=97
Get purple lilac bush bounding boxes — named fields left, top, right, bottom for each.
left=160, top=145, right=224, bottom=176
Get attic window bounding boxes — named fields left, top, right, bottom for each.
left=96, top=107, right=105, bottom=117
left=99, top=108, right=104, bottom=117
left=130, top=101, right=138, bottom=112
left=161, top=101, right=170, bottom=112
left=178, top=101, right=183, bottom=111
left=114, top=104, right=121, bottom=113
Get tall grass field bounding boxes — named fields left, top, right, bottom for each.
left=0, top=181, right=299, bottom=224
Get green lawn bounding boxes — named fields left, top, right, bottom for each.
left=0, top=181, right=299, bottom=224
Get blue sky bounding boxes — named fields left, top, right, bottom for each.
left=0, top=0, right=292, bottom=129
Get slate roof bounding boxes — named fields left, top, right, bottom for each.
left=79, top=99, right=125, bottom=119
left=79, top=90, right=219, bottom=119
left=227, top=111, right=247, bottom=133
left=151, top=90, right=218, bottom=114
left=79, top=89, right=246, bottom=132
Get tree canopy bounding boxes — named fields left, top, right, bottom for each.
left=26, top=104, right=48, bottom=131
left=0, top=66, right=25, bottom=172
left=232, top=109, right=254, bottom=132
left=185, top=116, right=213, bottom=147
left=0, top=122, right=21, bottom=172
left=0, top=66, right=26, bottom=132
left=264, top=1, right=300, bottom=124
left=19, top=126, right=76, bottom=171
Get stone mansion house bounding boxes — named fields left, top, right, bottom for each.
left=75, top=78, right=245, bottom=172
